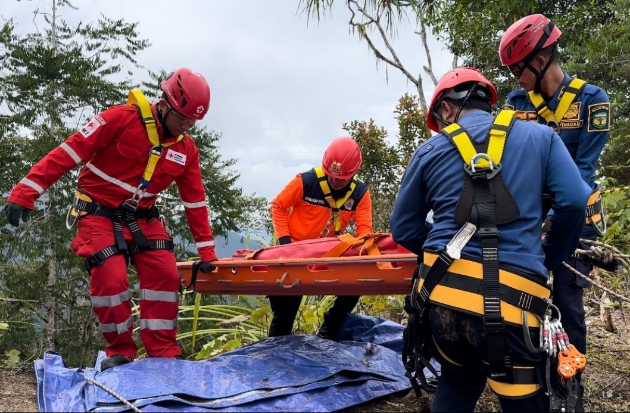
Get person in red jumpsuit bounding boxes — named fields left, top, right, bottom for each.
left=4, top=68, right=218, bottom=371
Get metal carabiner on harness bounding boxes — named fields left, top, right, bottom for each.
left=122, top=184, right=146, bottom=212
left=470, top=153, right=494, bottom=173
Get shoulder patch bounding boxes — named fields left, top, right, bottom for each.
left=79, top=116, right=106, bottom=138
left=587, top=102, right=611, bottom=132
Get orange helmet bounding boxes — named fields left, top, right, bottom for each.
left=426, top=67, right=497, bottom=132
left=322, top=137, right=362, bottom=180
left=160, top=68, right=211, bottom=120
left=499, top=14, right=561, bottom=66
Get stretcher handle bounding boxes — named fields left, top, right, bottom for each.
left=177, top=253, right=418, bottom=269
left=275, top=272, right=300, bottom=289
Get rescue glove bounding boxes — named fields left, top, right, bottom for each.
left=198, top=261, right=216, bottom=273
left=4, top=202, right=32, bottom=227
left=278, top=236, right=292, bottom=245
left=541, top=215, right=553, bottom=235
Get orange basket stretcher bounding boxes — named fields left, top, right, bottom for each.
left=177, top=233, right=418, bottom=296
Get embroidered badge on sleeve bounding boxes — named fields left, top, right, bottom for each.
left=79, top=116, right=105, bottom=138
left=588, top=102, right=611, bottom=132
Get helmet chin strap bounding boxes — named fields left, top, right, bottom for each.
left=156, top=104, right=177, bottom=138
left=524, top=44, right=557, bottom=95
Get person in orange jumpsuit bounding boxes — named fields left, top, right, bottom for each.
left=4, top=68, right=218, bottom=371
left=269, top=136, right=373, bottom=340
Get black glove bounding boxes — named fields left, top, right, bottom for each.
left=278, top=236, right=292, bottom=245
left=198, top=261, right=216, bottom=273
left=541, top=215, right=553, bottom=235
left=5, top=202, right=32, bottom=227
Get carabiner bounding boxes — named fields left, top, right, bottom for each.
left=470, top=153, right=494, bottom=172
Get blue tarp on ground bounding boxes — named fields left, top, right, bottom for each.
left=35, top=314, right=438, bottom=412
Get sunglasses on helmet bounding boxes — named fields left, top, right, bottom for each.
left=508, top=61, right=527, bottom=78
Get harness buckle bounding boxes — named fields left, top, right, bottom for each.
left=478, top=227, right=500, bottom=240
left=483, top=314, right=506, bottom=334
left=123, top=184, right=147, bottom=212
left=547, top=120, right=560, bottom=132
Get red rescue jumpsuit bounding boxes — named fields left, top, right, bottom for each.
left=7, top=104, right=217, bottom=359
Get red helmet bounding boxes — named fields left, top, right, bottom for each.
left=322, top=136, right=362, bottom=180
left=160, top=68, right=211, bottom=120
left=426, top=67, right=497, bottom=132
left=499, top=14, right=562, bottom=66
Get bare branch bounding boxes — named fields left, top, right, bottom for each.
left=416, top=22, right=437, bottom=88
left=347, top=0, right=424, bottom=102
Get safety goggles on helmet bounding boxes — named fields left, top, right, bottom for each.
left=440, top=82, right=491, bottom=103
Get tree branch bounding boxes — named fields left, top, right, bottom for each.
left=417, top=22, right=437, bottom=89
left=350, top=0, right=419, bottom=86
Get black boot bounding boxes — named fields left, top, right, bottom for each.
left=318, top=295, right=360, bottom=341
left=316, top=325, right=334, bottom=340
left=100, top=355, right=134, bottom=371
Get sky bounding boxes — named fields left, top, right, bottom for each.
left=2, top=0, right=455, bottom=201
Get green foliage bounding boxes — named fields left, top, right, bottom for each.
left=3, top=349, right=21, bottom=367
left=343, top=118, right=398, bottom=231
left=0, top=0, right=269, bottom=369
left=343, top=93, right=430, bottom=231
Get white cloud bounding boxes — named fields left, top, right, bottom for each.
left=2, top=0, right=454, bottom=201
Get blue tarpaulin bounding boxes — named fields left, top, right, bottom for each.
left=35, top=314, right=439, bottom=412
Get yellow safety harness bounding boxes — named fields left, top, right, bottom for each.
left=124, top=90, right=184, bottom=210
left=527, top=78, right=606, bottom=236
left=314, top=167, right=357, bottom=236
left=66, top=90, right=179, bottom=271
left=444, top=109, right=512, bottom=170
left=527, top=77, right=586, bottom=131
left=403, top=110, right=552, bottom=398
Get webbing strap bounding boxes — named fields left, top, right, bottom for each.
left=314, top=232, right=392, bottom=270
left=314, top=167, right=357, bottom=235
left=127, top=89, right=184, bottom=189
left=442, top=111, right=519, bottom=378
left=527, top=78, right=587, bottom=127
left=442, top=110, right=515, bottom=169
left=85, top=239, right=174, bottom=271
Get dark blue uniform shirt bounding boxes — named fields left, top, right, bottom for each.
left=390, top=110, right=590, bottom=278
left=505, top=73, right=610, bottom=190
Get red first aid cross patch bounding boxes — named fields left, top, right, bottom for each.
left=79, top=116, right=105, bottom=138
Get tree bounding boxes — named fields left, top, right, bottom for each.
left=344, top=93, right=430, bottom=231
left=0, top=0, right=151, bottom=366
left=0, top=0, right=268, bottom=367
left=299, top=0, right=441, bottom=109
left=420, top=0, right=630, bottom=185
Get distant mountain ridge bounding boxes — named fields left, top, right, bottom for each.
left=213, top=231, right=268, bottom=258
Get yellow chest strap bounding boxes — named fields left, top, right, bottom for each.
left=127, top=90, right=184, bottom=189
left=314, top=167, right=357, bottom=235
left=527, top=78, right=586, bottom=128
left=442, top=109, right=516, bottom=170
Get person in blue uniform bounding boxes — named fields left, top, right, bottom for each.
left=499, top=15, right=610, bottom=408
left=390, top=67, right=590, bottom=412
